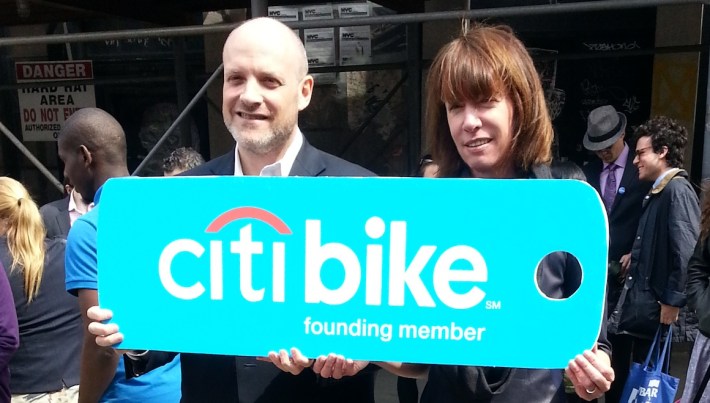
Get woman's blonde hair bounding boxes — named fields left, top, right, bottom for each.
left=425, top=23, right=553, bottom=177
left=0, top=177, right=46, bottom=302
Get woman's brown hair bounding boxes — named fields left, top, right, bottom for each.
left=425, top=23, right=553, bottom=177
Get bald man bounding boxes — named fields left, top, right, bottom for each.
left=60, top=108, right=182, bottom=403
left=88, top=18, right=376, bottom=403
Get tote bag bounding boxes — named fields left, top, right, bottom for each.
left=620, top=326, right=679, bottom=403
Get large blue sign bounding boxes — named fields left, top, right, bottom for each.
left=97, top=176, right=607, bottom=369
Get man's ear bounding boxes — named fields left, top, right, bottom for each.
left=79, top=145, right=93, bottom=167
left=297, top=74, right=314, bottom=111
left=658, top=145, right=669, bottom=160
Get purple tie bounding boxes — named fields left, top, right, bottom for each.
left=603, top=164, right=619, bottom=212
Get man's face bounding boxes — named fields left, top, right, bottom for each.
left=594, top=135, right=625, bottom=164
left=57, top=137, right=94, bottom=203
left=633, top=135, right=667, bottom=182
left=221, top=29, right=313, bottom=156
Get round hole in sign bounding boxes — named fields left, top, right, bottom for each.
left=534, top=251, right=582, bottom=300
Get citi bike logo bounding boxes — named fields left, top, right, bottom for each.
left=159, top=207, right=489, bottom=309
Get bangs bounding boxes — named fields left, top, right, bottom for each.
left=437, top=41, right=505, bottom=105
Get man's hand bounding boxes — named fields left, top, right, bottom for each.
left=77, top=292, right=120, bottom=403
left=618, top=253, right=632, bottom=280
left=659, top=303, right=680, bottom=325
left=261, top=348, right=314, bottom=375
left=313, top=354, right=369, bottom=379
left=566, top=345, right=614, bottom=401
left=86, top=306, right=126, bottom=350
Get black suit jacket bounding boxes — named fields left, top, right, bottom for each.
left=583, top=153, right=650, bottom=261
left=583, top=151, right=651, bottom=312
left=179, top=140, right=377, bottom=403
left=39, top=196, right=70, bottom=239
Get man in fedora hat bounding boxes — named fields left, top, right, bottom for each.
left=582, top=105, right=651, bottom=403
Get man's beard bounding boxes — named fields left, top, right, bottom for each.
left=226, top=120, right=293, bottom=156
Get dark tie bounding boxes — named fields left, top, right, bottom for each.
left=603, top=164, right=618, bottom=212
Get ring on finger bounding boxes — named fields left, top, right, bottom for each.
left=585, top=386, right=597, bottom=394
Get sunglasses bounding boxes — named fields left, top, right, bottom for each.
left=418, top=154, right=433, bottom=169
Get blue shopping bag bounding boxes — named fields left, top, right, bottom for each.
left=620, top=326, right=679, bottom=403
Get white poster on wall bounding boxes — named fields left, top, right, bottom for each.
left=338, top=2, right=369, bottom=18
left=338, top=3, right=371, bottom=65
left=15, top=60, right=96, bottom=142
left=340, top=26, right=372, bottom=66
left=267, top=6, right=299, bottom=22
left=305, top=28, right=336, bottom=68
left=302, top=4, right=334, bottom=20
left=303, top=4, right=335, bottom=68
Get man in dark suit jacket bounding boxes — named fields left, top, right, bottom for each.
left=165, top=143, right=376, bottom=403
left=89, top=16, right=378, bottom=403
left=39, top=196, right=70, bottom=239
left=178, top=142, right=376, bottom=403
left=39, top=187, right=90, bottom=239
left=583, top=106, right=651, bottom=312
left=582, top=105, right=651, bottom=403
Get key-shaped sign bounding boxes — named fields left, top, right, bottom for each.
left=97, top=176, right=607, bottom=369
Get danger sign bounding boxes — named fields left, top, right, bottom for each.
left=16, top=61, right=96, bottom=141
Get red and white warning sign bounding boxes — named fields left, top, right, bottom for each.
left=16, top=61, right=96, bottom=141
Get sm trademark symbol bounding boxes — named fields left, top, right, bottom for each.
left=485, top=300, right=501, bottom=310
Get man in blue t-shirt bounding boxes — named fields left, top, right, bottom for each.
left=60, top=108, right=181, bottom=402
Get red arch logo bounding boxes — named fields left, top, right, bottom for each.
left=205, top=207, right=292, bottom=235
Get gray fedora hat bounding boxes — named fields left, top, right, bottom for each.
left=583, top=105, right=627, bottom=151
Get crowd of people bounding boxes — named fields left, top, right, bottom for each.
left=0, top=15, right=709, bottom=403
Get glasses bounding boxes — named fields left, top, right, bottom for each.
left=634, top=146, right=653, bottom=157
left=418, top=155, right=433, bottom=169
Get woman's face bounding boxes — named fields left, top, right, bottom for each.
left=445, top=95, right=515, bottom=178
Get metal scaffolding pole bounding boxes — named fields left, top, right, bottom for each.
left=0, top=76, right=177, bottom=91
left=251, top=0, right=268, bottom=18
left=132, top=64, right=224, bottom=176
left=0, top=0, right=708, bottom=48
left=0, top=121, right=63, bottom=192
left=174, top=38, right=191, bottom=145
left=405, top=22, right=422, bottom=175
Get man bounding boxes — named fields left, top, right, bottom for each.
left=60, top=108, right=181, bottom=403
left=612, top=115, right=700, bottom=400
left=583, top=105, right=651, bottom=305
left=162, top=147, right=205, bottom=176
left=39, top=180, right=90, bottom=239
left=582, top=105, right=651, bottom=402
left=88, top=17, right=376, bottom=403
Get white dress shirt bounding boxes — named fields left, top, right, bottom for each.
left=233, top=130, right=304, bottom=177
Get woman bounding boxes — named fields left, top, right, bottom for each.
left=419, top=23, right=613, bottom=403
left=0, top=177, right=82, bottom=402
left=293, top=24, right=614, bottom=402
left=681, top=192, right=710, bottom=403
left=0, top=261, right=19, bottom=403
